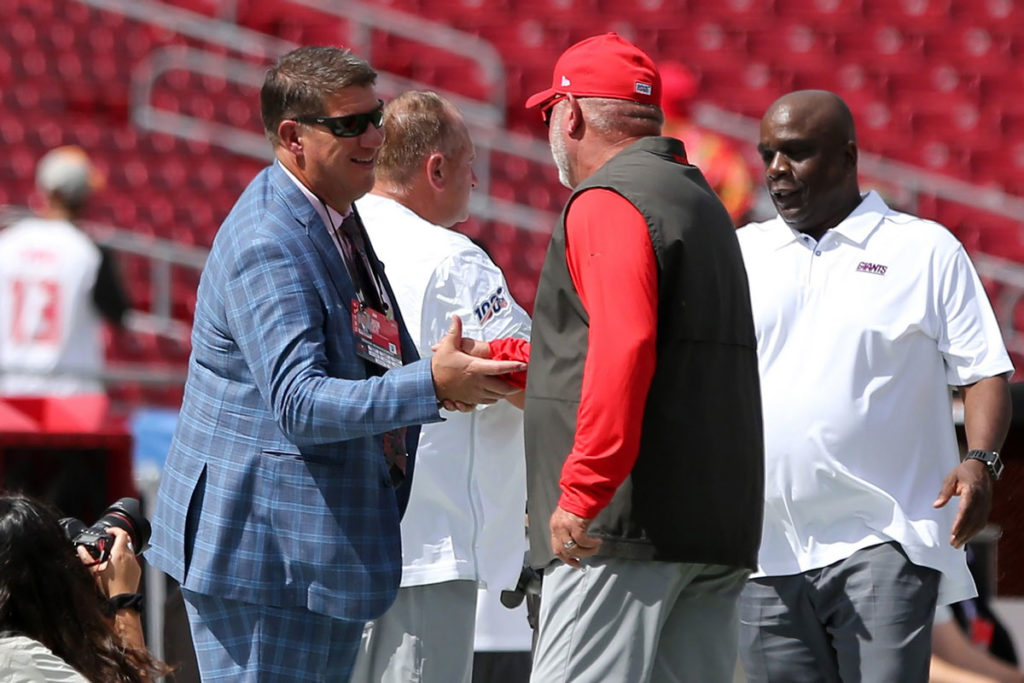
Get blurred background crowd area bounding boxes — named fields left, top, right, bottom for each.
left=2, top=0, right=1024, bottom=412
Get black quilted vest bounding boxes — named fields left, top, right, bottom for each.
left=524, top=136, right=764, bottom=570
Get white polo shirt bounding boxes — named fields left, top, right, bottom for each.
left=357, top=193, right=532, bottom=591
left=738, top=191, right=1013, bottom=605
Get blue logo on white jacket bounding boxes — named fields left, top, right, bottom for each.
left=474, top=287, right=508, bottom=324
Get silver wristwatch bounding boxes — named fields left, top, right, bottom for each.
left=964, top=449, right=1004, bottom=482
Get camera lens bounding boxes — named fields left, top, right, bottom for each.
left=59, top=498, right=151, bottom=560
left=94, top=498, right=151, bottom=554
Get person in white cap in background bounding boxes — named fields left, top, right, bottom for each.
left=0, top=146, right=129, bottom=395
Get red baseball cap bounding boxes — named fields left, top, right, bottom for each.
left=525, top=33, right=661, bottom=111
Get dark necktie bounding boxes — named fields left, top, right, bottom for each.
left=381, top=429, right=408, bottom=487
left=337, top=213, right=383, bottom=311
left=337, top=214, right=406, bottom=485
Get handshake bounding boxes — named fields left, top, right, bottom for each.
left=430, top=315, right=527, bottom=412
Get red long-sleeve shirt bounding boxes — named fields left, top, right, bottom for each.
left=490, top=188, right=658, bottom=519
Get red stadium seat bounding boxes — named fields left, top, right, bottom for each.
left=832, top=22, right=927, bottom=75
left=863, top=0, right=952, bottom=28
left=774, top=0, right=865, bottom=27
left=746, top=24, right=841, bottom=71
left=925, top=27, right=1011, bottom=79
left=685, top=0, right=778, bottom=28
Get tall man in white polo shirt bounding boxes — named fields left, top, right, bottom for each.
left=737, top=89, right=1013, bottom=683
left=351, top=90, right=532, bottom=683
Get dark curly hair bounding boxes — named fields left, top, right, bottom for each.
left=0, top=495, right=168, bottom=682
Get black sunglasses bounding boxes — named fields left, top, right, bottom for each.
left=293, top=100, right=385, bottom=138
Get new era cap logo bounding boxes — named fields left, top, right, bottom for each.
left=561, top=75, right=571, bottom=86
left=856, top=261, right=888, bottom=276
left=635, top=81, right=652, bottom=96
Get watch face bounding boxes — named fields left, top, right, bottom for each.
left=992, top=458, right=1005, bottom=479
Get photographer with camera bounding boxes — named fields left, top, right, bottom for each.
left=0, top=495, right=168, bottom=682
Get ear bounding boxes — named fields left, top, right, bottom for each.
left=278, top=120, right=304, bottom=157
left=426, top=152, right=446, bottom=192
left=844, top=140, right=858, bottom=171
left=565, top=94, right=584, bottom=139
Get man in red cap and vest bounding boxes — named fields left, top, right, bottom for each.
left=518, top=33, right=765, bottom=682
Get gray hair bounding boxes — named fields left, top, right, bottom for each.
left=580, top=97, right=663, bottom=138
left=260, top=46, right=377, bottom=144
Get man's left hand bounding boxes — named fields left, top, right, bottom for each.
left=550, top=506, right=602, bottom=568
left=933, top=458, right=992, bottom=549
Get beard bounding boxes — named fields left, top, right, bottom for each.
left=549, top=112, right=573, bottom=189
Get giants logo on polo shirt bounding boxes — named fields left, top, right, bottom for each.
left=474, top=286, right=508, bottom=324
left=856, top=261, right=888, bottom=276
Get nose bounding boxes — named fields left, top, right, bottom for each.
left=362, top=123, right=384, bottom=148
left=766, top=152, right=788, bottom=179
left=471, top=166, right=478, bottom=189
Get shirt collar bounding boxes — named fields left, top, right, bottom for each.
left=277, top=160, right=352, bottom=229
left=829, top=190, right=888, bottom=246
left=759, top=190, right=888, bottom=250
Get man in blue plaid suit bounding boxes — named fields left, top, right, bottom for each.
left=147, top=47, right=525, bottom=682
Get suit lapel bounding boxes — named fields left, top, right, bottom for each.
left=268, top=164, right=353, bottom=300
left=267, top=165, right=419, bottom=368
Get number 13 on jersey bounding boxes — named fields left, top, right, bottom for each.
left=9, top=278, right=63, bottom=345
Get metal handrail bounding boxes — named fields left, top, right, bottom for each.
left=0, top=206, right=204, bottom=343
left=77, top=0, right=296, bottom=58
left=130, top=46, right=275, bottom=161
left=288, top=0, right=507, bottom=119
left=975, top=254, right=1024, bottom=359
left=82, top=0, right=507, bottom=119
left=129, top=45, right=512, bottom=160
left=82, top=0, right=507, bottom=128
left=85, top=0, right=556, bottom=232
left=129, top=45, right=560, bottom=233
left=696, top=104, right=1024, bottom=360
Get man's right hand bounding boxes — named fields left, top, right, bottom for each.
left=550, top=505, right=602, bottom=568
left=431, top=316, right=526, bottom=409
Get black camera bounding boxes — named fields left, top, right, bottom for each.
left=59, top=497, right=151, bottom=563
